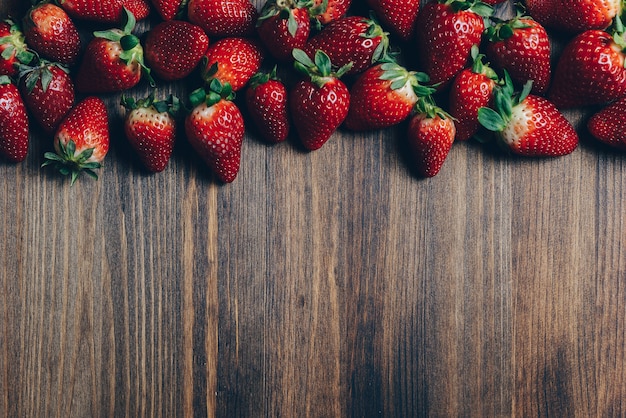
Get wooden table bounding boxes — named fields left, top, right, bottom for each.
left=1, top=1, right=624, bottom=416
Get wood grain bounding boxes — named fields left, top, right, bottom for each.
left=1, top=0, right=626, bottom=416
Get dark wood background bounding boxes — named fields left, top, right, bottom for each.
left=1, top=0, right=625, bottom=416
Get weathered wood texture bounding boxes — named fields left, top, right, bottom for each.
left=1, top=0, right=625, bottom=416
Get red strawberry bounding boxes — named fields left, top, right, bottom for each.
left=0, top=20, right=34, bottom=76
left=366, top=0, right=420, bottom=41
left=58, top=0, right=151, bottom=24
left=18, top=60, right=75, bottom=134
left=201, top=37, right=264, bottom=92
left=121, top=94, right=179, bottom=172
left=303, top=15, right=390, bottom=75
left=344, top=61, right=433, bottom=131
left=43, top=96, right=109, bottom=184
left=311, top=0, right=351, bottom=25
left=187, top=0, right=258, bottom=38
left=0, top=75, right=29, bottom=162
left=185, top=81, right=245, bottom=183
left=549, top=24, right=626, bottom=109
left=290, top=49, right=351, bottom=150
left=525, top=0, right=620, bottom=33
left=408, top=99, right=456, bottom=177
left=149, top=0, right=186, bottom=20
left=414, top=0, right=494, bottom=89
left=75, top=9, right=152, bottom=93
left=478, top=75, right=578, bottom=156
left=484, top=14, right=551, bottom=95
left=145, top=20, right=209, bottom=81
left=245, top=67, right=290, bottom=143
left=587, top=97, right=626, bottom=150
left=22, top=2, right=81, bottom=66
left=256, top=0, right=312, bottom=63
left=448, top=46, right=498, bottom=141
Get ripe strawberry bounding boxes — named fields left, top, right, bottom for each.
left=366, top=0, right=420, bottom=41
left=145, top=20, right=209, bottom=81
left=187, top=0, right=258, bottom=37
left=290, top=49, right=351, bottom=150
left=587, top=97, right=626, bottom=150
left=448, top=46, right=498, bottom=141
left=408, top=99, right=456, bottom=178
left=414, top=0, right=493, bottom=89
left=478, top=75, right=578, bottom=157
left=344, top=61, right=433, bottom=131
left=0, top=75, right=29, bottom=162
left=22, top=2, right=81, bottom=66
left=256, top=0, right=312, bottom=63
left=185, top=80, right=245, bottom=183
left=303, top=15, right=390, bottom=75
left=75, top=9, right=152, bottom=93
left=43, top=96, right=109, bottom=184
left=549, top=23, right=626, bottom=109
left=311, top=0, right=351, bottom=25
left=484, top=14, right=551, bottom=95
left=525, top=0, right=620, bottom=33
left=58, top=0, right=151, bottom=24
left=201, top=37, right=264, bottom=92
left=121, top=94, right=179, bottom=172
left=18, top=60, right=75, bottom=134
left=245, top=67, right=290, bottom=143
left=149, top=0, right=186, bottom=20
left=0, top=20, right=34, bottom=76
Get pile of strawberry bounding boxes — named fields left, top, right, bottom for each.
left=1, top=0, right=626, bottom=183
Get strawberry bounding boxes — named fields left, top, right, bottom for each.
left=311, top=0, right=351, bottom=25
left=256, top=0, right=312, bottom=63
left=478, top=75, right=578, bottom=157
left=303, top=15, right=390, bottom=75
left=448, top=45, right=498, bottom=141
left=145, top=20, right=209, bottom=81
left=43, top=96, right=109, bottom=184
left=525, top=0, right=621, bottom=34
left=408, top=98, right=456, bottom=178
left=75, top=9, right=152, bottom=93
left=185, top=80, right=245, bottom=183
left=245, top=67, right=290, bottom=143
left=187, top=0, right=258, bottom=38
left=549, top=21, right=626, bottom=109
left=58, top=0, right=151, bottom=24
left=18, top=60, right=75, bottom=134
left=587, top=97, right=626, bottom=150
left=366, top=0, right=420, bottom=41
left=149, top=0, right=187, bottom=20
left=290, top=49, right=351, bottom=150
left=22, top=2, right=81, bottom=66
left=121, top=94, right=179, bottom=172
left=414, top=0, right=494, bottom=89
left=0, top=75, right=29, bottom=162
left=484, top=14, right=551, bottom=95
left=344, top=61, right=433, bottom=131
left=0, top=20, right=34, bottom=77
left=201, top=37, right=264, bottom=92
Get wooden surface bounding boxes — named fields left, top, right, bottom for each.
left=1, top=0, right=625, bottom=416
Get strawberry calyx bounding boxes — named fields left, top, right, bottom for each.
left=608, top=15, right=626, bottom=51
left=485, top=15, right=534, bottom=42
left=0, top=74, right=12, bottom=85
left=258, top=0, right=313, bottom=37
left=42, top=139, right=102, bottom=185
left=292, top=48, right=352, bottom=87
left=121, top=92, right=181, bottom=117
left=362, top=14, right=392, bottom=65
left=17, top=58, right=69, bottom=94
left=93, top=8, right=154, bottom=87
left=378, top=61, right=435, bottom=98
left=248, top=65, right=281, bottom=89
left=0, top=19, right=35, bottom=67
left=468, top=44, right=498, bottom=81
left=189, top=78, right=234, bottom=109
left=444, top=0, right=494, bottom=18
left=477, top=71, right=532, bottom=133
